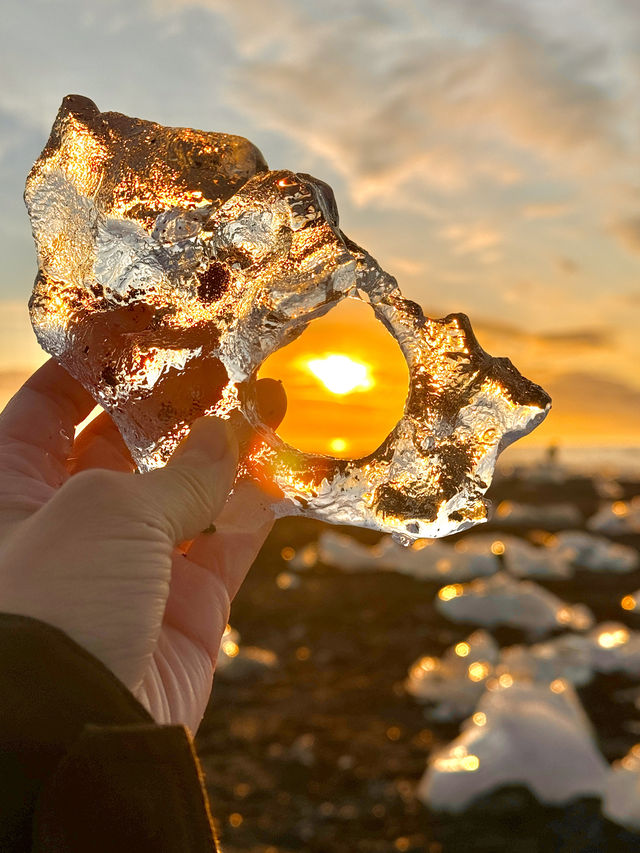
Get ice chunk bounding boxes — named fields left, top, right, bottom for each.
left=321, top=531, right=416, bottom=573
left=499, top=634, right=594, bottom=688
left=588, top=622, right=640, bottom=677
left=436, top=571, right=593, bottom=635
left=587, top=500, right=640, bottom=536
left=301, top=530, right=499, bottom=580
left=603, top=745, right=640, bottom=831
left=553, top=530, right=638, bottom=573
left=418, top=680, right=608, bottom=812
left=26, top=96, right=550, bottom=540
left=406, top=630, right=499, bottom=721
left=497, top=622, right=640, bottom=688
left=492, top=501, right=583, bottom=529
left=500, top=536, right=573, bottom=579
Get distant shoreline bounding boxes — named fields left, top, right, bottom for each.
left=499, top=446, right=640, bottom=478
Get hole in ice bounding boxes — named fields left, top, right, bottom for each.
left=258, top=298, right=409, bottom=458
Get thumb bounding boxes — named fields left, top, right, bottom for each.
left=136, top=418, right=238, bottom=545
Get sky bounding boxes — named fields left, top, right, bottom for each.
left=0, top=0, right=638, bottom=452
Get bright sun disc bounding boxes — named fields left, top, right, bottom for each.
left=305, top=353, right=373, bottom=395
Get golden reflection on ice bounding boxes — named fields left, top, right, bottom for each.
left=411, top=656, right=439, bottom=680
left=434, top=746, right=480, bottom=773
left=612, top=501, right=629, bottom=517
left=222, top=639, right=239, bottom=657
left=467, top=661, right=490, bottom=682
left=556, top=606, right=573, bottom=625
left=439, top=584, right=464, bottom=602
left=597, top=627, right=629, bottom=648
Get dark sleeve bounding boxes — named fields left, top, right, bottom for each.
left=0, top=613, right=220, bottom=853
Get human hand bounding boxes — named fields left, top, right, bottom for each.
left=0, top=359, right=286, bottom=733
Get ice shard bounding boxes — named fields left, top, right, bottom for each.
left=26, top=96, right=551, bottom=541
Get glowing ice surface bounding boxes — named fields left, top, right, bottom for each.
left=553, top=531, right=639, bottom=573
left=436, top=572, right=594, bottom=635
left=418, top=680, right=608, bottom=812
left=291, top=530, right=499, bottom=581
left=604, top=745, right=640, bottom=831
left=26, top=96, right=550, bottom=540
left=406, top=630, right=499, bottom=721
left=588, top=500, right=640, bottom=536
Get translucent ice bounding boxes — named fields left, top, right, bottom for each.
left=604, top=745, right=640, bottom=831
left=501, top=536, right=573, bottom=579
left=499, top=634, right=594, bottom=688
left=406, top=630, right=499, bottom=721
left=587, top=500, right=640, bottom=536
left=291, top=530, right=499, bottom=580
left=552, top=530, right=639, bottom=573
left=499, top=623, right=640, bottom=687
left=418, top=680, right=608, bottom=812
left=493, top=500, right=582, bottom=530
left=26, top=96, right=550, bottom=540
left=435, top=571, right=593, bottom=635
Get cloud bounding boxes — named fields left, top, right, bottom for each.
left=439, top=223, right=503, bottom=256
left=526, top=368, right=640, bottom=444
left=523, top=202, right=572, bottom=220
left=538, top=329, right=610, bottom=347
left=611, top=216, right=640, bottom=255
left=163, top=0, right=636, bottom=220
left=0, top=0, right=638, bottom=445
left=548, top=371, right=640, bottom=423
left=556, top=256, right=580, bottom=274
left=473, top=318, right=611, bottom=351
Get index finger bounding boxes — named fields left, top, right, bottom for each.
left=0, top=359, right=95, bottom=484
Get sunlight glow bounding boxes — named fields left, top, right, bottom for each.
left=306, top=353, right=374, bottom=395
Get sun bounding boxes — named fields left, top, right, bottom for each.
left=305, top=353, right=374, bottom=395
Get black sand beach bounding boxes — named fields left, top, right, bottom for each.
left=197, top=468, right=640, bottom=852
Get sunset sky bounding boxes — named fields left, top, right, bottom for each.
left=0, top=0, right=638, bottom=455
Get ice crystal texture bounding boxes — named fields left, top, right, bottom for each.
left=26, top=96, right=551, bottom=541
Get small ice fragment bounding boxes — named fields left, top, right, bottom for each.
left=436, top=571, right=594, bottom=635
